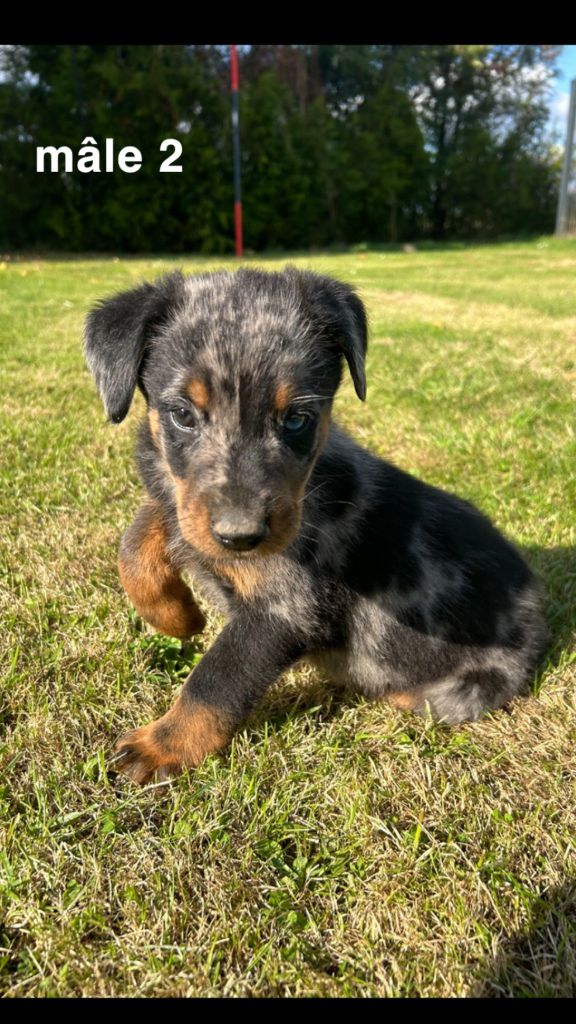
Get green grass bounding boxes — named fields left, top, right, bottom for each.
left=1, top=239, right=575, bottom=997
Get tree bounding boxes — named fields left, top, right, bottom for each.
left=0, top=44, right=233, bottom=251
left=0, top=43, right=562, bottom=251
left=405, top=45, right=560, bottom=238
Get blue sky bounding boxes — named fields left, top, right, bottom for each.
left=549, top=45, right=576, bottom=138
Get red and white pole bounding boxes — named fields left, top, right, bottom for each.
left=230, top=45, right=243, bottom=257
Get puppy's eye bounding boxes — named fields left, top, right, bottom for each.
left=170, top=407, right=198, bottom=431
left=283, top=411, right=311, bottom=435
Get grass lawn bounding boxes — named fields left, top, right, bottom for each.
left=0, top=239, right=575, bottom=997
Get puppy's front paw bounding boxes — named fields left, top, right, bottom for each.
left=112, top=700, right=232, bottom=785
left=113, top=724, right=180, bottom=784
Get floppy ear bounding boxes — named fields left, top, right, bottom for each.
left=84, top=271, right=185, bottom=423
left=296, top=271, right=368, bottom=401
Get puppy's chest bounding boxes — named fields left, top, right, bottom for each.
left=212, top=559, right=277, bottom=602
left=184, top=552, right=283, bottom=608
left=184, top=550, right=318, bottom=631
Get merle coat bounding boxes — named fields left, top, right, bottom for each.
left=84, top=268, right=548, bottom=783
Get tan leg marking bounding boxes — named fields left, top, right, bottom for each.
left=388, top=691, right=422, bottom=711
left=118, top=502, right=205, bottom=638
left=114, top=698, right=232, bottom=784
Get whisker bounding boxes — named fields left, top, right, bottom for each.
left=294, top=532, right=322, bottom=569
left=269, top=494, right=287, bottom=512
left=301, top=482, right=327, bottom=503
left=325, top=499, right=360, bottom=509
left=290, top=393, right=332, bottom=403
left=301, top=519, right=334, bottom=541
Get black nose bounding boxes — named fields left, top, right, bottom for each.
left=212, top=518, right=270, bottom=552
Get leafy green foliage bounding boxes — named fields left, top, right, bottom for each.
left=0, top=45, right=563, bottom=249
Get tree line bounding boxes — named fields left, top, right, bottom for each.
left=0, top=44, right=562, bottom=252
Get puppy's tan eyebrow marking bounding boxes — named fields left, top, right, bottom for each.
left=187, top=377, right=210, bottom=411
left=274, top=382, right=294, bottom=412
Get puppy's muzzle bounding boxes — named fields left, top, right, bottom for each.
left=211, top=514, right=271, bottom=553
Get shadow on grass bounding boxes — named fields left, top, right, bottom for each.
left=3, top=236, right=555, bottom=264
left=523, top=545, right=576, bottom=673
left=472, top=879, right=576, bottom=997
left=255, top=674, right=357, bottom=732
left=135, top=630, right=205, bottom=681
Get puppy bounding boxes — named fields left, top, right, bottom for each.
left=84, top=267, right=548, bottom=783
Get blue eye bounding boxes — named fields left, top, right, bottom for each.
left=283, top=411, right=311, bottom=434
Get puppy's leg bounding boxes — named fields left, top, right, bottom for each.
left=118, top=501, right=205, bottom=639
left=114, top=612, right=305, bottom=783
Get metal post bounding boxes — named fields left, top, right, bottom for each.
left=230, top=45, right=243, bottom=257
left=555, top=78, right=576, bottom=236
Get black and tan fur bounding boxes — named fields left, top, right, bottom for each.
left=84, top=268, right=548, bottom=784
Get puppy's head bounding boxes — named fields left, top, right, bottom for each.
left=84, top=267, right=368, bottom=560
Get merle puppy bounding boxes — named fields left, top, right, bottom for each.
left=84, top=267, right=548, bottom=783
